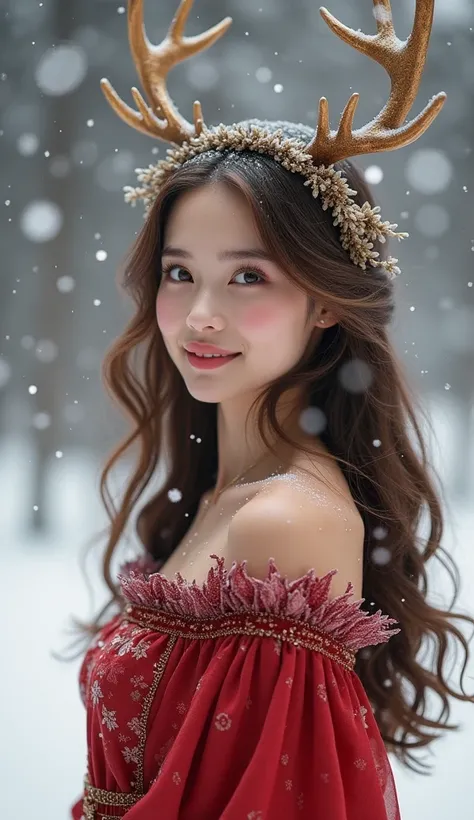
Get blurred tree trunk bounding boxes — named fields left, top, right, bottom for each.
left=29, top=0, right=81, bottom=532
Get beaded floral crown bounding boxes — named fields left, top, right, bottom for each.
left=101, top=0, right=446, bottom=278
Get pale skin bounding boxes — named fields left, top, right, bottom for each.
left=155, top=181, right=364, bottom=599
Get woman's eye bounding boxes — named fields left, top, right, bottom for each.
left=162, top=265, right=265, bottom=286
left=164, top=265, right=190, bottom=282
left=233, top=269, right=265, bottom=286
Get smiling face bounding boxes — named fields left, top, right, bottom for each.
left=156, top=181, right=321, bottom=406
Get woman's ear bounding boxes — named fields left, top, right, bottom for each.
left=315, top=307, right=339, bottom=330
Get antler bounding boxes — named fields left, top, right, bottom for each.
left=100, top=0, right=232, bottom=144
left=307, top=0, right=446, bottom=165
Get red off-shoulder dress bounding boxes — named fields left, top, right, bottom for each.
left=70, top=553, right=402, bottom=819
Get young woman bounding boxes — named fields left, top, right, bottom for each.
left=68, top=1, right=474, bottom=818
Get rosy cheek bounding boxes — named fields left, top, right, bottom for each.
left=156, top=291, right=182, bottom=333
left=239, top=303, right=283, bottom=332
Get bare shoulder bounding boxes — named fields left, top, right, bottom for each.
left=227, top=465, right=364, bottom=600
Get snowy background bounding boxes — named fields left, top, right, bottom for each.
left=1, top=0, right=474, bottom=818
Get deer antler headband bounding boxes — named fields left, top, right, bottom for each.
left=101, top=0, right=446, bottom=278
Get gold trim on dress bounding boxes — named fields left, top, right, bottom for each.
left=124, top=603, right=356, bottom=671
left=82, top=774, right=143, bottom=819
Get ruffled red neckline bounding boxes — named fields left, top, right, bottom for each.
left=116, top=553, right=400, bottom=652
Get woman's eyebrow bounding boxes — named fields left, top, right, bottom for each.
left=162, top=246, right=274, bottom=261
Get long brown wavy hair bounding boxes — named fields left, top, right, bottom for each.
left=61, top=121, right=474, bottom=775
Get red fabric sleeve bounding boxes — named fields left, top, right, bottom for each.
left=71, top=554, right=402, bottom=819
left=118, top=639, right=400, bottom=819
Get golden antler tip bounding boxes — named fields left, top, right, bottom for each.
left=215, top=16, right=233, bottom=36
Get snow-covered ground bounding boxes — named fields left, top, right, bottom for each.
left=1, top=395, right=473, bottom=819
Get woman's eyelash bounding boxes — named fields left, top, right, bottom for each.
left=160, top=263, right=267, bottom=286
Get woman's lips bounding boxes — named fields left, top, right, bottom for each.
left=185, top=350, right=241, bottom=370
